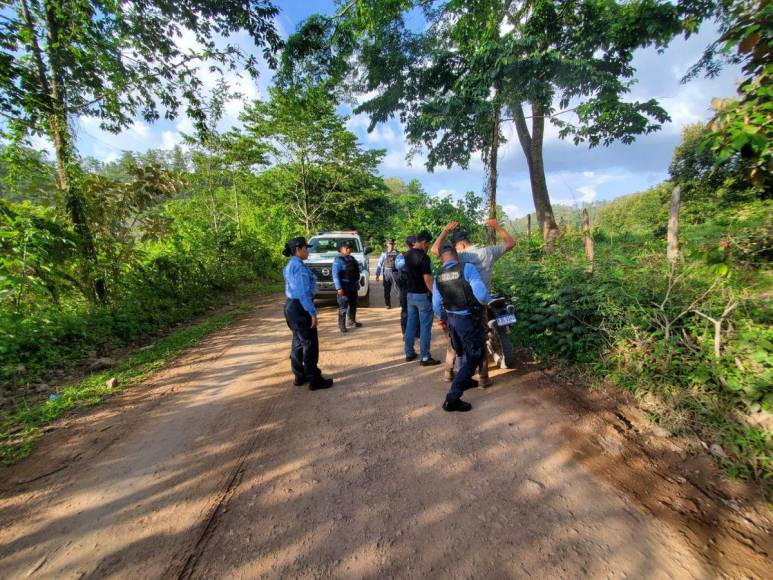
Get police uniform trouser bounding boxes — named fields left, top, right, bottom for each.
left=337, top=283, right=358, bottom=329
left=446, top=312, right=486, bottom=403
left=445, top=314, right=490, bottom=378
left=284, top=299, right=321, bottom=384
left=382, top=268, right=397, bottom=307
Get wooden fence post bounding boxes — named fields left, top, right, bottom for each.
left=527, top=214, right=532, bottom=241
left=667, top=185, right=681, bottom=265
left=583, top=208, right=594, bottom=271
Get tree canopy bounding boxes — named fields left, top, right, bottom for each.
left=282, top=0, right=714, bottom=243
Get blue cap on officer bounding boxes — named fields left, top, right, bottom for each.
left=282, top=236, right=308, bottom=257
left=438, top=242, right=456, bottom=256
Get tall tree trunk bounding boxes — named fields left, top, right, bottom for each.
left=582, top=208, right=594, bottom=271
left=483, top=102, right=501, bottom=245
left=667, top=185, right=681, bottom=265
left=512, top=101, right=560, bottom=246
left=233, top=179, right=241, bottom=240
left=22, top=0, right=105, bottom=302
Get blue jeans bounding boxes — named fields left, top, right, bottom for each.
left=405, top=292, right=433, bottom=360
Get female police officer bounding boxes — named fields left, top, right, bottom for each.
left=283, top=236, right=334, bottom=390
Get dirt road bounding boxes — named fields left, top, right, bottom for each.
left=0, top=279, right=770, bottom=579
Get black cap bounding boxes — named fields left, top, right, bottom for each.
left=282, top=236, right=308, bottom=257
left=438, top=242, right=456, bottom=255
left=339, top=240, right=352, bottom=249
left=451, top=229, right=469, bottom=244
left=386, top=238, right=395, bottom=244
left=416, top=230, right=432, bottom=243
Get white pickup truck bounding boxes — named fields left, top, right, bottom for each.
left=304, top=231, right=372, bottom=306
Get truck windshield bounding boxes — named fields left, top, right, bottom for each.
left=308, top=238, right=362, bottom=253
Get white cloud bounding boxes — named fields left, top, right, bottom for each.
left=29, top=135, right=55, bottom=158
left=502, top=204, right=523, bottom=219
left=346, top=113, right=370, bottom=133
left=576, top=185, right=597, bottom=203
left=434, top=188, right=457, bottom=200
left=161, top=130, right=182, bottom=150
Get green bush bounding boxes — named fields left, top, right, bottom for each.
left=0, top=194, right=282, bottom=389
left=496, top=200, right=772, bottom=485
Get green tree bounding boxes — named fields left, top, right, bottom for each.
left=0, top=0, right=282, bottom=302
left=284, top=0, right=707, bottom=244
left=240, top=86, right=385, bottom=234
left=696, top=0, right=771, bottom=190
left=0, top=145, right=57, bottom=204
left=669, top=123, right=762, bottom=223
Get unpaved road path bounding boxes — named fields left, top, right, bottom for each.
left=0, top=279, right=771, bottom=579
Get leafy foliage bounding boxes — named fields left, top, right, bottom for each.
left=241, top=86, right=386, bottom=233
left=700, top=0, right=772, bottom=190
left=283, top=0, right=707, bottom=240
left=496, top=125, right=772, bottom=486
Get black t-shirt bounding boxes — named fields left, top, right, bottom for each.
left=404, top=248, right=432, bottom=294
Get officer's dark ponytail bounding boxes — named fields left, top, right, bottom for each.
left=282, top=242, right=292, bottom=257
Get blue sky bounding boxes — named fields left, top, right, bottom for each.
left=71, top=1, right=742, bottom=218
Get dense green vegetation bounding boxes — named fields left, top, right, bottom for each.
left=494, top=124, right=771, bottom=487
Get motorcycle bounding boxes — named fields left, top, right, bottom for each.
left=486, top=294, right=517, bottom=369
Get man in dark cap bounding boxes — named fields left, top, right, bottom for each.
left=375, top=238, right=400, bottom=309
left=395, top=235, right=416, bottom=335
left=333, top=240, right=362, bottom=333
left=431, top=219, right=515, bottom=385
left=433, top=243, right=492, bottom=411
left=403, top=230, right=440, bottom=365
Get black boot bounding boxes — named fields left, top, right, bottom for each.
left=442, top=398, right=472, bottom=412
left=309, top=376, right=334, bottom=390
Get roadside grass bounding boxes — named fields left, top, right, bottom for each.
left=0, top=287, right=280, bottom=465
left=496, top=204, right=772, bottom=494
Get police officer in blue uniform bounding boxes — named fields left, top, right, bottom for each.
left=282, top=237, right=333, bottom=390
left=333, top=240, right=363, bottom=333
left=432, top=243, right=492, bottom=412
left=375, top=238, right=400, bottom=309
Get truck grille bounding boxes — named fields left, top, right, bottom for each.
left=308, top=264, right=333, bottom=282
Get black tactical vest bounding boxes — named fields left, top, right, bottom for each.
left=385, top=250, right=398, bottom=269
left=339, top=255, right=359, bottom=282
left=436, top=262, right=477, bottom=312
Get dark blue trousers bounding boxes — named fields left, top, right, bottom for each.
left=284, top=299, right=321, bottom=384
left=382, top=268, right=397, bottom=307
left=337, top=283, right=358, bottom=329
left=446, top=313, right=486, bottom=402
